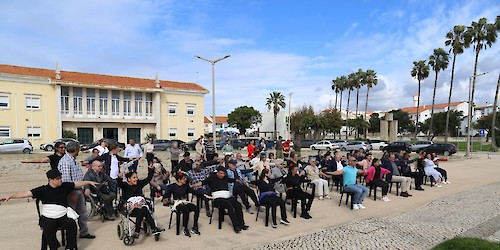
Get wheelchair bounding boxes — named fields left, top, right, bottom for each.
left=85, top=185, right=118, bottom=222
left=116, top=197, right=160, bottom=245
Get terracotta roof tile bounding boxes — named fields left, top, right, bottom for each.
left=204, top=116, right=228, bottom=123
left=400, top=101, right=465, bottom=114
left=0, top=64, right=208, bottom=92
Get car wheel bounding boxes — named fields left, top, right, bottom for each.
left=311, top=146, right=316, bottom=150
left=23, top=148, right=31, bottom=154
left=444, top=151, right=450, bottom=157
left=341, top=147, right=346, bottom=151
left=46, top=145, right=53, bottom=151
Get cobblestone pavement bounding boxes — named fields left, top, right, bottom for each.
left=250, top=182, right=500, bottom=250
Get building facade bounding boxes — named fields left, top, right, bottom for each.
left=203, top=116, right=239, bottom=136
left=0, top=64, right=208, bottom=148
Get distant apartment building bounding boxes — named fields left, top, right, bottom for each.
left=0, top=64, right=208, bottom=147
left=203, top=116, right=239, bottom=136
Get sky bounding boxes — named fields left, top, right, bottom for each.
left=1, top=0, right=499, bottom=116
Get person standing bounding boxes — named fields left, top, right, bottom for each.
left=195, top=137, right=206, bottom=160
left=57, top=141, right=96, bottom=239
left=275, top=136, right=283, bottom=159
left=170, top=142, right=181, bottom=173
left=0, top=169, right=98, bottom=250
left=247, top=140, right=257, bottom=159
left=124, top=138, right=142, bottom=172
left=143, top=138, right=155, bottom=166
left=94, top=139, right=109, bottom=156
left=23, top=141, right=66, bottom=170
left=282, top=140, right=291, bottom=158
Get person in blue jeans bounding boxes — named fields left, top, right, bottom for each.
left=331, top=156, right=368, bottom=210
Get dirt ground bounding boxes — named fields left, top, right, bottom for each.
left=0, top=150, right=498, bottom=250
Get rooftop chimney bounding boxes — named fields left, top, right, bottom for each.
left=55, top=63, right=61, bottom=80
left=155, top=73, right=160, bottom=88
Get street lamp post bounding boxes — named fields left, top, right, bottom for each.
left=288, top=92, right=293, bottom=139
left=194, top=55, right=231, bottom=151
left=466, top=72, right=488, bottom=158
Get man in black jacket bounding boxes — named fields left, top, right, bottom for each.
left=91, top=144, right=131, bottom=179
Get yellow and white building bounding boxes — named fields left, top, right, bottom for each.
left=0, top=64, right=208, bottom=148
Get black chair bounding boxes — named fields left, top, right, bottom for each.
left=36, top=199, right=66, bottom=250
left=367, top=183, right=378, bottom=201
left=338, top=189, right=354, bottom=210
left=423, top=175, right=435, bottom=187
left=168, top=209, right=182, bottom=235
left=255, top=203, right=271, bottom=227
left=389, top=182, right=400, bottom=196
left=208, top=201, right=225, bottom=229
left=284, top=194, right=299, bottom=218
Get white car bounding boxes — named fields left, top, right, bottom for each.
left=340, top=141, right=372, bottom=152
left=40, top=138, right=79, bottom=151
left=310, top=140, right=340, bottom=151
left=330, top=139, right=348, bottom=149
left=369, top=139, right=388, bottom=150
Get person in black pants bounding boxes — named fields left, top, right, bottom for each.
left=0, top=169, right=98, bottom=250
left=191, top=166, right=249, bottom=233
left=117, top=166, right=165, bottom=238
left=399, top=153, right=425, bottom=191
left=164, top=171, right=200, bottom=237
left=364, top=158, right=391, bottom=201
left=227, top=160, right=259, bottom=214
left=281, top=164, right=313, bottom=219
left=251, top=169, right=290, bottom=228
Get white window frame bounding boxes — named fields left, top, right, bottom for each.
left=168, top=128, right=177, bottom=138
left=187, top=128, right=195, bottom=138
left=61, top=96, right=69, bottom=114
left=99, top=97, right=108, bottom=116
left=124, top=100, right=131, bottom=116
left=135, top=99, right=143, bottom=116
left=86, top=97, right=96, bottom=115
left=0, top=126, right=10, bottom=137
left=27, top=126, right=42, bottom=138
left=111, top=98, right=120, bottom=116
left=25, top=95, right=41, bottom=110
left=168, top=103, right=177, bottom=115
left=186, top=104, right=195, bottom=116
left=0, top=94, right=10, bottom=109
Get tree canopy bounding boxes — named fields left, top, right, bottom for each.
left=227, top=106, right=262, bottom=135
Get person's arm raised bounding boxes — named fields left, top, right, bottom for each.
left=0, top=190, right=33, bottom=202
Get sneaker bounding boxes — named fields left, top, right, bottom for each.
left=272, top=223, right=277, bottom=228
left=132, top=232, right=140, bottom=238
left=353, top=204, right=359, bottom=210
left=358, top=204, right=366, bottom=209
left=191, top=228, right=201, bottom=235
left=247, top=207, right=255, bottom=214
left=280, top=219, right=290, bottom=225
left=446, top=181, right=451, bottom=184
left=300, top=213, right=311, bottom=219
left=436, top=184, right=442, bottom=188
left=442, top=181, right=447, bottom=184
left=152, top=227, right=165, bottom=235
left=184, top=229, right=191, bottom=237
left=325, top=195, right=332, bottom=199
left=382, top=197, right=391, bottom=202
left=318, top=196, right=324, bottom=201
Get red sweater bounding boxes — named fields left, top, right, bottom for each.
left=364, top=166, right=391, bottom=183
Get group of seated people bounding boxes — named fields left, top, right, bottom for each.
left=6, top=141, right=452, bottom=249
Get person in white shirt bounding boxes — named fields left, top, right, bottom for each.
left=124, top=138, right=142, bottom=172
left=143, top=138, right=155, bottom=165
left=304, top=158, right=331, bottom=200
left=94, top=139, right=109, bottom=156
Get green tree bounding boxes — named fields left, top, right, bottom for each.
left=428, top=48, right=449, bottom=139
left=444, top=25, right=467, bottom=142
left=411, top=60, right=430, bottom=139
left=387, top=109, right=414, bottom=133
left=349, top=117, right=369, bottom=137
left=474, top=111, right=500, bottom=143
left=290, top=105, right=317, bottom=139
left=227, top=106, right=262, bottom=135
left=345, top=73, right=357, bottom=139
left=364, top=69, right=378, bottom=138
left=62, top=130, right=77, bottom=140
left=355, top=69, right=365, bottom=118
left=265, top=91, right=286, bottom=140
left=368, top=113, right=381, bottom=135
left=422, top=111, right=464, bottom=137
left=331, top=77, right=340, bottom=111
left=491, top=74, right=500, bottom=151
left=144, top=133, right=157, bottom=142
left=320, top=108, right=343, bottom=136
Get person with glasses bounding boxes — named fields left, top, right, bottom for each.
left=330, top=156, right=368, bottom=210
left=83, top=161, right=117, bottom=220
left=0, top=169, right=98, bottom=250
left=23, top=142, right=66, bottom=170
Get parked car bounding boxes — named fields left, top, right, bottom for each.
left=425, top=143, right=457, bottom=156
left=0, top=138, right=33, bottom=154
left=40, top=138, right=79, bottom=151
left=411, top=140, right=434, bottom=153
left=340, top=141, right=372, bottom=152
left=368, top=139, right=388, bottom=151
left=310, top=140, right=340, bottom=151
left=329, top=139, right=348, bottom=149
left=216, top=139, right=245, bottom=150
left=382, top=141, right=412, bottom=153
left=300, top=139, right=317, bottom=148
left=149, top=139, right=172, bottom=151
left=80, top=138, right=125, bottom=151
left=186, top=140, right=198, bottom=150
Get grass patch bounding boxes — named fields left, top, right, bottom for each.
left=455, top=142, right=492, bottom=152
left=433, top=237, right=500, bottom=250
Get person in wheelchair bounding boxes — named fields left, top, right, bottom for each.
left=164, top=171, right=201, bottom=237
left=83, top=161, right=117, bottom=220
left=0, top=169, right=98, bottom=250
left=117, top=165, right=165, bottom=238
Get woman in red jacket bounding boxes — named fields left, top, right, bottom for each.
left=247, top=140, right=257, bottom=159
left=364, top=158, right=391, bottom=202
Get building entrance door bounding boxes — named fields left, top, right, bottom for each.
left=127, top=128, right=141, bottom=143
left=77, top=128, right=94, bottom=144
left=103, top=128, right=118, bottom=140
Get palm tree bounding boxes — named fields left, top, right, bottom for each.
left=491, top=74, right=500, bottom=151
left=444, top=25, right=467, bottom=142
left=331, top=77, right=340, bottom=111
left=338, top=75, right=347, bottom=115
left=465, top=17, right=498, bottom=147
left=266, top=91, right=286, bottom=140
left=411, top=60, right=430, bottom=140
left=355, top=68, right=365, bottom=118
left=364, top=69, right=378, bottom=138
left=427, top=48, right=449, bottom=139
left=345, top=73, right=357, bottom=139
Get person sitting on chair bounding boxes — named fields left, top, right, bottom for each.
left=382, top=153, right=413, bottom=197
left=117, top=165, right=164, bottom=238
left=330, top=156, right=368, bottom=210
left=281, top=164, right=314, bottom=219
left=431, top=153, right=450, bottom=184
left=227, top=159, right=260, bottom=214
left=83, top=161, right=117, bottom=220
left=164, top=171, right=201, bottom=237
left=150, top=157, right=170, bottom=198
left=423, top=153, right=444, bottom=188
left=0, top=169, right=98, bottom=250
left=251, top=169, right=290, bottom=228
left=304, top=158, right=331, bottom=200
left=191, top=166, right=249, bottom=233
left=363, top=158, right=391, bottom=202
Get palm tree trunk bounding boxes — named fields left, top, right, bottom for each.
left=428, top=71, right=439, bottom=140
left=355, top=87, right=360, bottom=138
left=334, top=91, right=338, bottom=111
left=339, top=90, right=343, bottom=138
left=445, top=54, right=457, bottom=142
left=346, top=89, right=351, bottom=140
left=491, top=74, right=500, bottom=151
left=274, top=112, right=278, bottom=141
left=364, top=85, right=370, bottom=139
left=414, top=80, right=421, bottom=141
left=468, top=46, right=481, bottom=156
